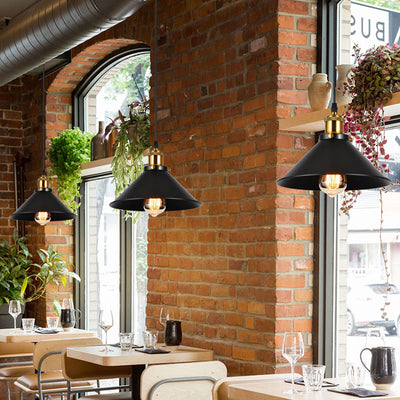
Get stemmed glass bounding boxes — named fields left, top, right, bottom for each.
left=159, top=307, right=169, bottom=328
left=282, top=332, right=305, bottom=394
left=98, top=309, right=113, bottom=352
left=8, top=300, right=21, bottom=332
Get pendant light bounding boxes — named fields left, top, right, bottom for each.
left=110, top=0, right=201, bottom=216
left=277, top=103, right=391, bottom=196
left=11, top=65, right=76, bottom=225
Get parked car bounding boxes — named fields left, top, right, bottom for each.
left=347, top=283, right=400, bottom=335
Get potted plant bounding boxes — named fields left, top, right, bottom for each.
left=342, top=43, right=400, bottom=214
left=0, top=229, right=80, bottom=327
left=47, top=127, right=94, bottom=214
left=105, top=99, right=151, bottom=209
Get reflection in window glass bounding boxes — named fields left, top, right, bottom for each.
left=85, top=176, right=120, bottom=344
left=338, top=0, right=400, bottom=64
left=131, top=213, right=148, bottom=339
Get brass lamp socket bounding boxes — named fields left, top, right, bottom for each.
left=148, top=148, right=164, bottom=168
left=37, top=175, right=49, bottom=190
left=325, top=111, right=344, bottom=137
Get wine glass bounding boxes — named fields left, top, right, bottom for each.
left=282, top=332, right=305, bottom=394
left=159, top=307, right=169, bottom=328
left=98, top=309, right=113, bottom=352
left=8, top=300, right=21, bottom=332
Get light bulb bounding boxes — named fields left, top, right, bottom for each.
left=34, top=211, right=51, bottom=226
left=319, top=174, right=347, bottom=197
left=143, top=198, right=166, bottom=217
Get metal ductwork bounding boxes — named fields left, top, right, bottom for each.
left=0, top=0, right=146, bottom=86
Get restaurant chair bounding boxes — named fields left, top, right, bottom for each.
left=140, top=360, right=227, bottom=400
left=61, top=347, right=132, bottom=400
left=212, top=373, right=291, bottom=400
left=0, top=342, right=34, bottom=400
left=14, top=337, right=103, bottom=400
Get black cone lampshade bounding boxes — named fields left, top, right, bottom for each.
left=110, top=148, right=200, bottom=214
left=11, top=175, right=76, bottom=222
left=277, top=104, right=391, bottom=195
left=110, top=0, right=200, bottom=216
left=11, top=64, right=76, bottom=225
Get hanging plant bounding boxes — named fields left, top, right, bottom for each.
left=104, top=97, right=151, bottom=222
left=47, top=127, right=94, bottom=213
left=342, top=43, right=400, bottom=319
left=341, top=43, right=400, bottom=215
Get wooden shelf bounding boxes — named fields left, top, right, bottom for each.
left=81, top=157, right=112, bottom=177
left=279, top=91, right=400, bottom=132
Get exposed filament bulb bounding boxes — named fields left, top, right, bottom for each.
left=34, top=211, right=51, bottom=226
left=319, top=174, right=347, bottom=197
left=143, top=198, right=166, bottom=217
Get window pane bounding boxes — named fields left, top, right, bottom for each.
left=131, top=213, right=148, bottom=339
left=335, top=0, right=400, bottom=378
left=84, top=176, right=121, bottom=344
left=84, top=53, right=150, bottom=133
left=336, top=124, right=400, bottom=377
left=338, top=0, right=400, bottom=64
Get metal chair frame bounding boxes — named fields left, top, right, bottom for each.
left=148, top=376, right=217, bottom=400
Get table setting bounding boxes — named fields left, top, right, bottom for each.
left=279, top=331, right=398, bottom=398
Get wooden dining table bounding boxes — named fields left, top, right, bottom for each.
left=0, top=328, right=96, bottom=343
left=227, top=378, right=400, bottom=400
left=67, top=344, right=214, bottom=400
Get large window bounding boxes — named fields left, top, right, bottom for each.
left=319, top=0, right=400, bottom=378
left=74, top=45, right=150, bottom=343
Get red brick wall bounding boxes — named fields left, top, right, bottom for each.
left=0, top=0, right=317, bottom=375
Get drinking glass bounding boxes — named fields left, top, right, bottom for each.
left=282, top=332, right=305, bottom=394
left=159, top=307, right=169, bottom=328
left=8, top=300, right=22, bottom=332
left=98, top=309, right=113, bottom=352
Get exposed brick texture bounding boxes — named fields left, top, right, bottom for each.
left=0, top=0, right=316, bottom=377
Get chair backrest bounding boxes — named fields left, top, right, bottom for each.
left=33, top=337, right=102, bottom=372
left=62, top=347, right=131, bottom=381
left=212, top=373, right=290, bottom=400
left=0, top=342, right=34, bottom=358
left=141, top=361, right=227, bottom=400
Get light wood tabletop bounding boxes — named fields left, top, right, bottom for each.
left=227, top=379, right=400, bottom=400
left=67, top=344, right=214, bottom=400
left=0, top=328, right=96, bottom=343
left=66, top=344, right=214, bottom=367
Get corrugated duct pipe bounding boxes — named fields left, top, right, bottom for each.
left=0, top=0, right=146, bottom=86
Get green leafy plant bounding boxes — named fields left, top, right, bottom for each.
left=0, top=230, right=80, bottom=304
left=106, top=101, right=150, bottom=197
left=342, top=43, right=400, bottom=214
left=47, top=127, right=94, bottom=213
left=0, top=230, right=31, bottom=304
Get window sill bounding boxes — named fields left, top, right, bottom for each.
left=81, top=157, right=112, bottom=177
left=279, top=91, right=400, bottom=132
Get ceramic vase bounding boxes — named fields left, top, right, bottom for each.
left=91, top=121, right=106, bottom=161
left=335, top=64, right=353, bottom=106
left=308, top=73, right=332, bottom=111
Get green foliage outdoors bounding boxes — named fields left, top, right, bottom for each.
left=105, top=54, right=150, bottom=105
left=0, top=230, right=80, bottom=304
left=357, top=0, right=400, bottom=11
left=47, top=127, right=94, bottom=213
